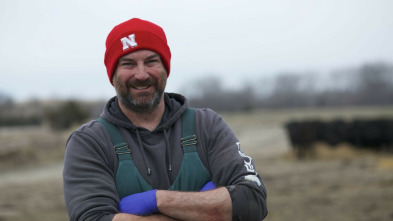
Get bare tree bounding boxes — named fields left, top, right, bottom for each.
left=353, top=62, right=393, bottom=105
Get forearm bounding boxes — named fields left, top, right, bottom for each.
left=156, top=187, right=232, bottom=221
left=113, top=213, right=179, bottom=221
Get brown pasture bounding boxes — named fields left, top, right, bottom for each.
left=1, top=106, right=393, bottom=221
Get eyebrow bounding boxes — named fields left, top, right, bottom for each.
left=118, top=53, right=160, bottom=63
left=145, top=53, right=160, bottom=60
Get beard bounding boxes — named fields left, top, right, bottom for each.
left=114, top=75, right=166, bottom=114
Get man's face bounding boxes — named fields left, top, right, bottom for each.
left=113, top=49, right=168, bottom=113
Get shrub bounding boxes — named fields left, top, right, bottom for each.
left=45, top=100, right=89, bottom=130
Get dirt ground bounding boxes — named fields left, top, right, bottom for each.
left=1, top=107, right=393, bottom=221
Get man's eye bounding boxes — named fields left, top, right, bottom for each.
left=146, top=59, right=158, bottom=64
left=121, top=62, right=134, bottom=66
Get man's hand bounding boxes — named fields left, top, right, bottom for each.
left=200, top=181, right=216, bottom=192
left=119, top=189, right=159, bottom=216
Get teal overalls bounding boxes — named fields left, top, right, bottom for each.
left=97, top=108, right=211, bottom=199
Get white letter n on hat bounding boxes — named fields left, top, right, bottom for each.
left=121, top=34, right=138, bottom=51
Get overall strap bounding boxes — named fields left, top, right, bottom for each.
left=97, top=118, right=152, bottom=199
left=169, top=108, right=211, bottom=191
left=97, top=118, right=130, bottom=156
left=181, top=108, right=198, bottom=153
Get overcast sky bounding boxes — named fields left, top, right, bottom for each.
left=1, top=0, right=392, bottom=101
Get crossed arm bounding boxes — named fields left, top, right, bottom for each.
left=112, top=187, right=232, bottom=221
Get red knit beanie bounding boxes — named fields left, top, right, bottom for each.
left=104, top=18, right=171, bottom=84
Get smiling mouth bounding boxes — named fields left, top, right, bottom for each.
left=133, top=85, right=150, bottom=90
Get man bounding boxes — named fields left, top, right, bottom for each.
left=63, top=18, right=267, bottom=221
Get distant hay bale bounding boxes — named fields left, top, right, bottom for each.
left=376, top=157, right=393, bottom=170
left=313, top=143, right=370, bottom=159
left=282, top=142, right=388, bottom=161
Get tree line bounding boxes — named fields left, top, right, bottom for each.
left=0, top=99, right=91, bottom=130
left=185, top=61, right=393, bottom=111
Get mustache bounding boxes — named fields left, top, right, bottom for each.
left=126, top=78, right=156, bottom=88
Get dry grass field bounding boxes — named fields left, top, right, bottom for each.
left=1, top=106, right=393, bottom=221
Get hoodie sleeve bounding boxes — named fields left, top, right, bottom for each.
left=196, top=109, right=268, bottom=221
left=63, top=121, right=118, bottom=221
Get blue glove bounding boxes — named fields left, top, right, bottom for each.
left=119, top=189, right=159, bottom=216
left=200, top=181, right=216, bottom=191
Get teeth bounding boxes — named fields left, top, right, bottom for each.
left=135, top=86, right=149, bottom=90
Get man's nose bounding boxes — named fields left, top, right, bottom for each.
left=134, top=63, right=149, bottom=80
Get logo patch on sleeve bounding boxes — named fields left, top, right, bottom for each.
left=236, top=142, right=261, bottom=186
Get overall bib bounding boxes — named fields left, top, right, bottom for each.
left=97, top=108, right=211, bottom=199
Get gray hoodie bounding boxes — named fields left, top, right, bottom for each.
left=63, top=93, right=267, bottom=221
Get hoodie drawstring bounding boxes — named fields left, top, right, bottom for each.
left=135, top=129, right=151, bottom=175
left=163, top=128, right=172, bottom=171
left=134, top=128, right=172, bottom=175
